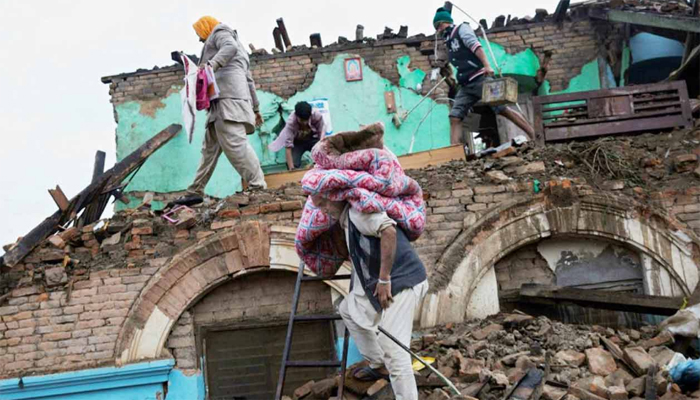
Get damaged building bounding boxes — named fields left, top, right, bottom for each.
left=2, top=0, right=700, bottom=399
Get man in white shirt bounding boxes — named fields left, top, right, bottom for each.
left=311, top=196, right=428, bottom=400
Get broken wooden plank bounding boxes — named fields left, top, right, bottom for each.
left=591, top=9, right=700, bottom=33
left=264, top=145, right=467, bottom=190
left=554, top=0, right=570, bottom=23
left=273, top=27, right=285, bottom=52
left=2, top=124, right=182, bottom=267
left=48, top=185, right=70, bottom=212
left=79, top=150, right=110, bottom=227
left=276, top=18, right=292, bottom=48
left=517, top=285, right=684, bottom=316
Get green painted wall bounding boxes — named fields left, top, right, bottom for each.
left=480, top=39, right=541, bottom=92
left=113, top=54, right=450, bottom=199
left=397, top=55, right=426, bottom=90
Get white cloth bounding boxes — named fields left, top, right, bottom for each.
left=180, top=55, right=198, bottom=143
left=338, top=206, right=428, bottom=400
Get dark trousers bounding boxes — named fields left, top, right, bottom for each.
left=291, top=138, right=320, bottom=169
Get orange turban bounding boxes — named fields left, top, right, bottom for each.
left=193, top=16, right=219, bottom=41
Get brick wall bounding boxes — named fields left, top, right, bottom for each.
left=165, top=270, right=332, bottom=373
left=3, top=131, right=700, bottom=378
left=494, top=244, right=554, bottom=292
left=105, top=19, right=613, bottom=107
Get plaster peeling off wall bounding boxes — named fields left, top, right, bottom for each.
left=113, top=54, right=449, bottom=200
left=397, top=55, right=426, bottom=91
left=284, top=54, right=450, bottom=156
left=538, top=59, right=616, bottom=96
left=480, top=39, right=541, bottom=92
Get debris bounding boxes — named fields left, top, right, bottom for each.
left=586, top=348, right=618, bottom=376
left=1, top=124, right=182, bottom=268
left=624, top=347, right=655, bottom=376
left=556, top=350, right=587, bottom=367
left=515, top=162, right=546, bottom=176
left=45, top=267, right=68, bottom=287
left=639, top=331, right=675, bottom=350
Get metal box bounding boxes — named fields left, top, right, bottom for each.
left=482, top=77, right=519, bottom=106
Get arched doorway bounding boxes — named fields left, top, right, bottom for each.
left=419, top=194, right=700, bottom=327
left=115, top=223, right=351, bottom=399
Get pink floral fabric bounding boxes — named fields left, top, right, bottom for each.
left=295, top=142, right=426, bottom=276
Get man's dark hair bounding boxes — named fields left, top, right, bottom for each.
left=295, top=101, right=312, bottom=120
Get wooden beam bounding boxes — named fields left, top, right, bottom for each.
left=591, top=9, right=700, bottom=33
left=516, top=285, right=684, bottom=316
left=276, top=18, right=292, bottom=48
left=48, top=186, right=70, bottom=212
left=264, top=145, right=467, bottom=190
left=92, top=151, right=106, bottom=182
left=2, top=124, right=182, bottom=267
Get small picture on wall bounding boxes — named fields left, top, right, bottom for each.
left=344, top=57, right=363, bottom=82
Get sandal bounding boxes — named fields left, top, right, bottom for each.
left=353, top=366, right=389, bottom=382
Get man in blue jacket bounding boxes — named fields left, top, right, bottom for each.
left=433, top=7, right=535, bottom=146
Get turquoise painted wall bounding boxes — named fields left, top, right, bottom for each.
left=0, top=360, right=173, bottom=400
left=165, top=369, right=206, bottom=400
left=114, top=54, right=450, bottom=200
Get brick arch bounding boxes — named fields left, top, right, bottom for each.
left=115, top=222, right=271, bottom=364
left=419, top=193, right=700, bottom=328
left=115, top=222, right=350, bottom=365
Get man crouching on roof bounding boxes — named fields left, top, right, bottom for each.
left=312, top=195, right=429, bottom=400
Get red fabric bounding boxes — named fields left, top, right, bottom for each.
left=195, top=68, right=210, bottom=111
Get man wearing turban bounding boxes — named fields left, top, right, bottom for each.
left=188, top=16, right=267, bottom=193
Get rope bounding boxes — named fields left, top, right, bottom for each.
left=449, top=2, right=527, bottom=115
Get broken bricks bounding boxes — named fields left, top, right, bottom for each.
left=586, top=348, right=618, bottom=376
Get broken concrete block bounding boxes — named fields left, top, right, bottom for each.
left=367, top=379, right=388, bottom=396
left=101, top=232, right=121, bottom=248
left=543, top=384, right=568, bottom=400
left=486, top=170, right=510, bottom=183
left=571, top=386, right=609, bottom=400
left=491, top=371, right=510, bottom=386
left=472, top=323, right=504, bottom=340
left=175, top=208, right=197, bottom=230
left=649, top=346, right=675, bottom=368
left=626, top=377, right=646, bottom=397
left=47, top=235, right=66, bottom=249
left=574, top=376, right=608, bottom=399
left=311, top=377, right=337, bottom=398
left=556, top=349, right=586, bottom=367
left=674, top=154, right=698, bottom=173
left=623, top=347, right=655, bottom=375
left=586, top=347, right=618, bottom=376
left=607, top=386, right=629, bottom=400
left=639, top=331, right=674, bottom=350
left=516, top=356, right=536, bottom=371
left=459, top=358, right=485, bottom=382
left=293, top=380, right=314, bottom=399
left=45, top=267, right=68, bottom=287
left=605, top=369, right=634, bottom=387
left=515, top=161, right=546, bottom=175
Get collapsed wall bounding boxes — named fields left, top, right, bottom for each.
left=2, top=128, right=700, bottom=381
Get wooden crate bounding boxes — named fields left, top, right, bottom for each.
left=482, top=77, right=519, bottom=106
left=532, top=81, right=694, bottom=144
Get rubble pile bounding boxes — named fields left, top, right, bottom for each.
left=290, top=312, right=699, bottom=400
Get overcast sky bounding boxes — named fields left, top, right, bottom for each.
left=0, top=0, right=558, bottom=255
